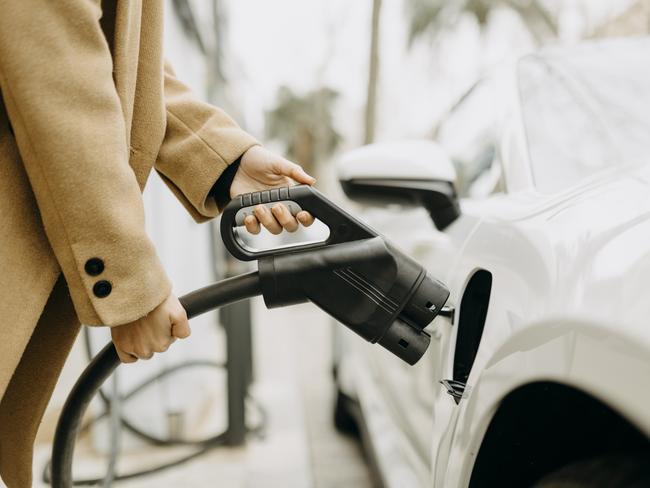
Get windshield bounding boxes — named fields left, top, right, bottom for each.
left=518, top=38, right=650, bottom=194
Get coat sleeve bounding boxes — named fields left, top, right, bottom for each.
left=0, top=0, right=171, bottom=326
left=155, top=61, right=259, bottom=223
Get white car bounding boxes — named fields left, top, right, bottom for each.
left=332, top=38, right=650, bottom=488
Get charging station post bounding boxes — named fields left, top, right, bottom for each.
left=211, top=220, right=254, bottom=446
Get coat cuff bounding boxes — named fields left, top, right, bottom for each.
left=65, top=238, right=172, bottom=326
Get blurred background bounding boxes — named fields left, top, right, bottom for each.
left=27, top=1, right=650, bottom=487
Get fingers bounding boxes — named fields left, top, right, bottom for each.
left=296, top=211, right=315, bottom=227
left=248, top=204, right=314, bottom=234
left=253, top=205, right=283, bottom=235
left=236, top=147, right=316, bottom=236
left=122, top=343, right=157, bottom=361
left=271, top=204, right=299, bottom=232
left=136, top=350, right=155, bottom=361
left=172, top=314, right=191, bottom=340
left=155, top=337, right=175, bottom=353
left=115, top=348, right=138, bottom=364
left=114, top=334, right=178, bottom=363
left=117, top=340, right=171, bottom=363
left=244, top=215, right=261, bottom=235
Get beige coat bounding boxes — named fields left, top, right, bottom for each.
left=0, top=1, right=257, bottom=485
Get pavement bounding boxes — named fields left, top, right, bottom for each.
left=28, top=299, right=374, bottom=488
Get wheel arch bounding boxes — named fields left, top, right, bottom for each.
left=440, top=320, right=650, bottom=488
left=468, top=381, right=649, bottom=487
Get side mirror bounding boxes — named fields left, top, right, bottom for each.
left=337, top=140, right=460, bottom=230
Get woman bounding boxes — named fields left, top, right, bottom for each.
left=0, top=1, right=314, bottom=485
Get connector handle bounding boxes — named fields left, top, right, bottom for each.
left=220, top=185, right=377, bottom=261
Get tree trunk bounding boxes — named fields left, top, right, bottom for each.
left=206, top=0, right=227, bottom=107
left=364, top=0, right=382, bottom=145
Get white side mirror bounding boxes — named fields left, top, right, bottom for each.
left=337, top=140, right=460, bottom=230
left=338, top=140, right=457, bottom=183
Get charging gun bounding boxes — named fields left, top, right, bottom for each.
left=50, top=185, right=449, bottom=487
left=221, top=184, right=449, bottom=365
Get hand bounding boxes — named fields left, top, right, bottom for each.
left=111, top=293, right=191, bottom=363
left=230, top=145, right=316, bottom=235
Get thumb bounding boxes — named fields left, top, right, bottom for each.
left=278, top=159, right=316, bottom=185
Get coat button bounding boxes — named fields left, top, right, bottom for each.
left=93, top=280, right=112, bottom=298
left=85, top=258, right=105, bottom=276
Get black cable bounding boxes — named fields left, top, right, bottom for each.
left=48, top=272, right=265, bottom=487
left=41, top=359, right=235, bottom=485
left=83, top=331, right=228, bottom=447
left=102, top=365, right=120, bottom=488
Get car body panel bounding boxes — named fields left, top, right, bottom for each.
left=433, top=167, right=650, bottom=486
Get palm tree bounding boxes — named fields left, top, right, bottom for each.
left=405, top=0, right=557, bottom=46
left=266, top=86, right=342, bottom=175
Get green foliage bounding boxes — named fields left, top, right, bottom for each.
left=266, top=86, right=342, bottom=173
left=406, top=0, right=447, bottom=45
left=405, top=0, right=557, bottom=45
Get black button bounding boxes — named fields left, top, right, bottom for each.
left=85, top=258, right=105, bottom=276
left=93, top=280, right=112, bottom=298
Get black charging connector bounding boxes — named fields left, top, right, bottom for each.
left=221, top=185, right=450, bottom=365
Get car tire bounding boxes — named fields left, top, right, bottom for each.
left=533, top=453, right=650, bottom=488
left=333, top=389, right=359, bottom=436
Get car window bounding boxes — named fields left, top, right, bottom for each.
left=518, top=38, right=650, bottom=194
left=436, top=80, right=503, bottom=197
